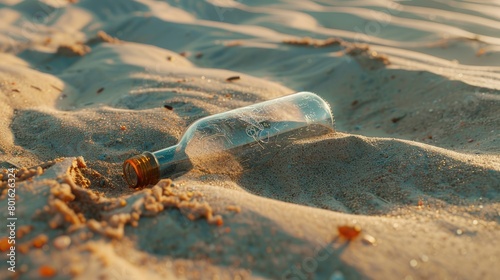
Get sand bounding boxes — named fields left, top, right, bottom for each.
left=0, top=0, right=499, bottom=279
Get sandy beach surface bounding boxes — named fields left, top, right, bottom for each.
left=1, top=0, right=499, bottom=279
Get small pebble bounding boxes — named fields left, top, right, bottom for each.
left=226, top=76, right=240, bottom=82
left=391, top=114, right=406, bottom=123
left=338, top=225, right=361, bottom=240
left=39, top=265, right=57, bottom=277
left=32, top=234, right=48, bottom=248
left=53, top=235, right=71, bottom=250
left=362, top=234, right=377, bottom=245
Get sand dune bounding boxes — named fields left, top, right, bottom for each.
left=0, top=0, right=499, bottom=279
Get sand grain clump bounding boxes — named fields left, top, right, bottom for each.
left=283, top=37, right=343, bottom=47
left=1, top=0, right=499, bottom=279
left=56, top=43, right=91, bottom=56
left=87, top=31, right=122, bottom=45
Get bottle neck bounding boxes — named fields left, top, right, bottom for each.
left=153, top=144, right=193, bottom=180
left=123, top=145, right=193, bottom=188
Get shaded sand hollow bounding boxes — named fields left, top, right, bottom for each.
left=0, top=0, right=499, bottom=279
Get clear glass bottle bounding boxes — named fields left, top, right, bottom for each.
left=123, top=91, right=334, bottom=188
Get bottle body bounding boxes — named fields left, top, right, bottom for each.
left=123, top=92, right=334, bottom=188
